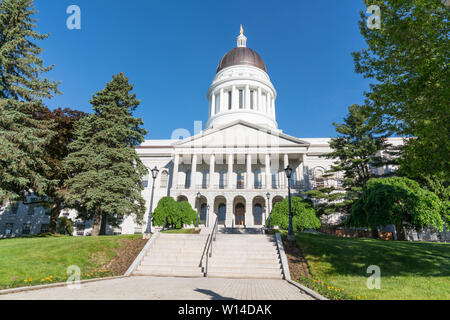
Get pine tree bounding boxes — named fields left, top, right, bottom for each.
left=63, top=73, right=148, bottom=236
left=0, top=0, right=60, bottom=204
left=305, top=105, right=394, bottom=219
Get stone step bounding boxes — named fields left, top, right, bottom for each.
left=208, top=257, right=280, bottom=264
left=208, top=262, right=281, bottom=269
left=208, top=266, right=282, bottom=273
left=207, top=272, right=283, bottom=280
left=137, top=265, right=202, bottom=273
left=142, top=256, right=201, bottom=263
left=134, top=270, right=203, bottom=278
left=140, top=260, right=201, bottom=267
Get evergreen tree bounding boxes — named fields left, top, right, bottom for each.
left=305, top=105, right=394, bottom=217
left=354, top=0, right=449, bottom=181
left=0, top=0, right=59, bottom=204
left=63, top=73, right=148, bottom=236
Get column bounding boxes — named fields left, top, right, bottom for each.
left=284, top=154, right=289, bottom=188
left=225, top=197, right=234, bottom=228
left=266, top=93, right=271, bottom=115
left=302, top=154, right=309, bottom=190
left=257, top=88, right=262, bottom=111
left=245, top=200, right=253, bottom=227
left=173, top=154, right=180, bottom=189
left=209, top=154, right=215, bottom=189
left=227, top=154, right=233, bottom=189
left=219, top=88, right=224, bottom=112
left=211, top=93, right=216, bottom=116
left=245, top=85, right=250, bottom=110
left=265, top=153, right=271, bottom=189
left=246, top=154, right=252, bottom=189
left=272, top=97, right=275, bottom=118
left=191, top=154, right=197, bottom=189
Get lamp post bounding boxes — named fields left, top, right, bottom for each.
left=266, top=192, right=271, bottom=230
left=146, top=166, right=159, bottom=234
left=196, top=192, right=201, bottom=228
left=285, top=165, right=295, bottom=242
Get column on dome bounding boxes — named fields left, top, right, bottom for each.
left=209, top=154, right=215, bottom=189
left=219, top=88, right=224, bottom=113
left=245, top=85, right=250, bottom=110
left=257, top=88, right=262, bottom=111
left=246, top=154, right=252, bottom=189
left=191, top=154, right=197, bottom=190
left=211, top=92, right=216, bottom=117
left=227, top=154, right=233, bottom=189
left=266, top=93, right=271, bottom=115
left=265, top=153, right=271, bottom=189
left=173, top=153, right=180, bottom=189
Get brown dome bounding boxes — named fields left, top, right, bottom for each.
left=217, top=47, right=267, bottom=73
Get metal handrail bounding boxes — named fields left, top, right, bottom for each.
left=204, top=216, right=219, bottom=277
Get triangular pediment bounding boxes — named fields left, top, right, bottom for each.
left=174, top=120, right=310, bottom=149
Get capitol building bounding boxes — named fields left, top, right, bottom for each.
left=0, top=28, right=401, bottom=237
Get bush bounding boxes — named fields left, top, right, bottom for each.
left=153, top=197, right=197, bottom=229
left=347, top=177, right=443, bottom=240
left=57, top=217, right=74, bottom=235
left=268, top=197, right=321, bottom=231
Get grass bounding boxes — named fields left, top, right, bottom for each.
left=161, top=228, right=198, bottom=234
left=280, top=231, right=450, bottom=300
left=0, top=234, right=141, bottom=290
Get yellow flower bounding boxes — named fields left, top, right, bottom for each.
left=24, top=280, right=28, bottom=283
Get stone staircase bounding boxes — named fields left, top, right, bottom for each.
left=133, top=233, right=207, bottom=278
left=206, top=234, right=284, bottom=279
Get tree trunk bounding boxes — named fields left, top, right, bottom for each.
left=49, top=200, right=62, bottom=234
left=91, top=206, right=102, bottom=236
left=395, top=223, right=406, bottom=241
left=99, top=212, right=107, bottom=236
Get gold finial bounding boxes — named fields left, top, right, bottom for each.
left=240, top=24, right=244, bottom=35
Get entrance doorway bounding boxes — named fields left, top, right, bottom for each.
left=235, top=203, right=245, bottom=226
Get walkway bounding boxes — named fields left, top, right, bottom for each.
left=0, top=276, right=314, bottom=300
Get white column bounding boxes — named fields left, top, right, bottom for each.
left=191, top=154, right=197, bottom=189
left=245, top=201, right=253, bottom=227
left=284, top=154, right=289, bottom=188
left=246, top=154, right=252, bottom=189
left=245, top=85, right=250, bottom=110
left=272, top=97, right=275, bottom=118
left=219, top=88, right=224, bottom=113
left=211, top=93, right=216, bottom=116
left=257, top=88, right=262, bottom=111
left=227, top=154, right=233, bottom=189
left=209, top=154, right=215, bottom=189
left=302, top=154, right=309, bottom=189
left=265, top=153, right=271, bottom=189
left=266, top=93, right=271, bottom=115
left=173, top=154, right=180, bottom=189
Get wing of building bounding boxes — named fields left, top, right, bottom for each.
left=0, top=28, right=403, bottom=237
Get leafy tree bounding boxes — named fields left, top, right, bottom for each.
left=56, top=217, right=74, bottom=236
left=353, top=0, right=449, bottom=180
left=306, top=105, right=395, bottom=218
left=268, top=197, right=321, bottom=231
left=0, top=0, right=60, bottom=204
left=153, top=197, right=197, bottom=229
left=347, top=177, right=443, bottom=240
left=63, top=73, right=148, bottom=236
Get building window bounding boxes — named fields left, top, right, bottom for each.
left=22, top=223, right=31, bottom=235
left=250, top=90, right=255, bottom=110
left=254, top=170, right=262, bottom=189
left=237, top=171, right=245, bottom=189
left=76, top=223, right=85, bottom=236
left=202, top=171, right=209, bottom=189
left=215, top=95, right=220, bottom=114
left=185, top=170, right=191, bottom=188
left=228, top=91, right=232, bottom=110
left=27, top=204, right=35, bottom=216
left=5, top=223, right=13, bottom=236
left=10, top=202, right=19, bottom=215
left=219, top=170, right=227, bottom=189
left=40, top=224, right=50, bottom=234
left=239, top=89, right=244, bottom=109
left=160, top=171, right=169, bottom=188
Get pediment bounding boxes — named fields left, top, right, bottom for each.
left=174, top=120, right=310, bottom=149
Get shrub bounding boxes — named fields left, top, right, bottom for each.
left=57, top=217, right=74, bottom=235
left=268, top=197, right=321, bottom=231
left=153, top=197, right=197, bottom=229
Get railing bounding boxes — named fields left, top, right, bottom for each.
left=202, top=216, right=219, bottom=277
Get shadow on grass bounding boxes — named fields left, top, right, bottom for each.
left=283, top=232, right=450, bottom=278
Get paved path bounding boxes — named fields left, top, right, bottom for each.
left=0, top=276, right=314, bottom=300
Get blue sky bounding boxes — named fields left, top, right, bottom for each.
left=34, top=0, right=371, bottom=140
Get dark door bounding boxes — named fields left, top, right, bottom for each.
left=235, top=204, right=245, bottom=226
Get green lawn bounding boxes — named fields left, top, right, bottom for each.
left=284, top=232, right=450, bottom=300
left=0, top=234, right=141, bottom=290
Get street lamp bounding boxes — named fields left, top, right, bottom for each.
left=285, top=165, right=295, bottom=242
left=266, top=192, right=271, bottom=230
left=146, top=166, right=159, bottom=234
left=196, top=192, right=201, bottom=228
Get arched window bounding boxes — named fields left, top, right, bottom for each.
left=237, top=170, right=244, bottom=189
left=218, top=204, right=226, bottom=224
left=160, top=171, right=169, bottom=188
left=254, top=170, right=261, bottom=189
left=254, top=204, right=263, bottom=226
left=313, top=167, right=325, bottom=188
left=200, top=204, right=207, bottom=224
left=185, top=170, right=191, bottom=189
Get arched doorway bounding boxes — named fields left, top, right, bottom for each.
left=214, top=196, right=227, bottom=226
left=235, top=203, right=245, bottom=226
left=253, top=196, right=265, bottom=226
left=200, top=203, right=208, bottom=225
